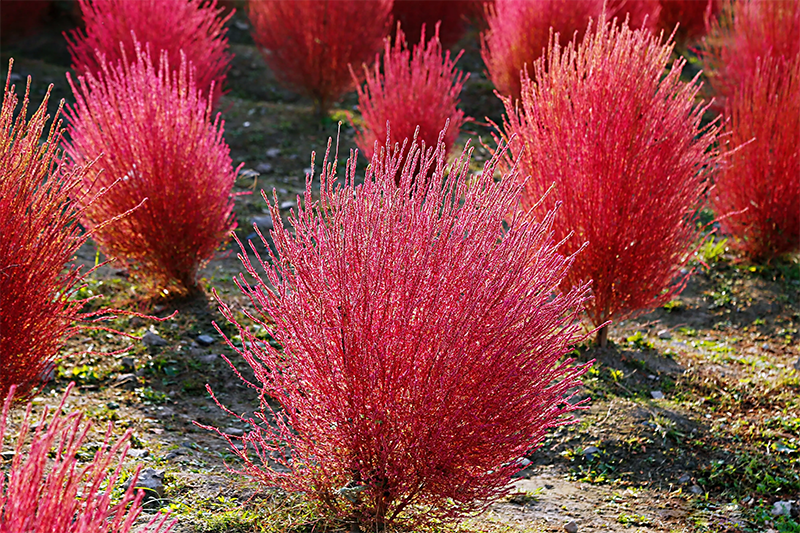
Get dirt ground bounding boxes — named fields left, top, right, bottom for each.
left=1, top=4, right=798, bottom=533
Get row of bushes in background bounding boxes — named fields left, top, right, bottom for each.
left=1, top=0, right=798, bottom=529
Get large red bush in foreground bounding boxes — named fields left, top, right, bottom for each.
left=352, top=25, right=469, bottom=166
left=500, top=19, right=719, bottom=346
left=64, top=45, right=238, bottom=295
left=1, top=384, right=174, bottom=532
left=248, top=0, right=392, bottom=118
left=713, top=55, right=800, bottom=260
left=481, top=0, right=603, bottom=101
left=204, top=136, right=591, bottom=529
left=65, top=0, right=232, bottom=106
left=0, top=64, right=99, bottom=399
left=702, top=0, right=800, bottom=98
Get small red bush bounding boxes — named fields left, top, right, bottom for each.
left=203, top=136, right=591, bottom=529
left=500, top=19, right=719, bottom=345
left=1, top=384, right=174, bottom=532
left=247, top=0, right=392, bottom=118
left=352, top=25, right=469, bottom=169
left=702, top=0, right=800, bottom=98
left=0, top=64, right=99, bottom=399
left=64, top=44, right=239, bottom=295
left=65, top=0, right=232, bottom=107
left=0, top=0, right=51, bottom=44
left=656, top=0, right=719, bottom=47
left=481, top=0, right=604, bottom=101
left=713, top=55, right=800, bottom=260
left=391, top=0, right=477, bottom=48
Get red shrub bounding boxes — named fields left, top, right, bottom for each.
left=713, top=55, right=800, bottom=260
left=352, top=25, right=469, bottom=171
left=656, top=0, right=719, bottom=47
left=0, top=0, right=51, bottom=44
left=0, top=64, right=99, bottom=399
left=64, top=44, right=239, bottom=295
left=499, top=19, right=719, bottom=346
left=1, top=384, right=174, bottom=532
left=247, top=0, right=392, bottom=118
left=391, top=0, right=477, bottom=48
left=702, top=0, right=800, bottom=98
left=65, top=0, right=232, bottom=107
left=202, top=136, right=592, bottom=528
left=481, top=0, right=604, bottom=101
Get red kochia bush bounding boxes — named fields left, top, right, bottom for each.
left=702, top=0, right=800, bottom=98
left=500, top=19, right=719, bottom=346
left=204, top=136, right=592, bottom=528
left=657, top=0, right=719, bottom=48
left=713, top=55, right=800, bottom=260
left=352, top=25, right=469, bottom=166
left=64, top=45, right=238, bottom=295
left=247, top=0, right=392, bottom=118
left=0, top=384, right=174, bottom=532
left=481, top=0, right=604, bottom=101
left=65, top=0, right=232, bottom=107
left=0, top=64, right=97, bottom=400
left=391, top=0, right=477, bottom=48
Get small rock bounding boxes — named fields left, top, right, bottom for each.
left=128, top=449, right=150, bottom=459
left=198, top=353, right=219, bottom=364
left=657, top=329, right=672, bottom=340
left=224, top=427, right=245, bottom=437
left=121, top=357, right=136, bottom=372
left=255, top=162, right=273, bottom=173
left=772, top=500, right=794, bottom=517
left=303, top=167, right=313, bottom=175
left=689, top=485, right=703, bottom=495
left=678, top=474, right=691, bottom=484
left=280, top=200, right=296, bottom=210
left=38, top=362, right=56, bottom=383
left=238, top=168, right=258, bottom=180
left=582, top=446, right=600, bottom=458
left=196, top=334, right=215, bottom=347
left=564, top=520, right=579, bottom=533
left=106, top=401, right=120, bottom=410
left=141, top=331, right=167, bottom=347
left=793, top=357, right=800, bottom=372
left=251, top=214, right=273, bottom=231
left=762, top=343, right=770, bottom=351
left=647, top=374, right=658, bottom=380
left=114, top=374, right=138, bottom=390
left=265, top=147, right=281, bottom=158
left=124, top=468, right=164, bottom=506
left=651, top=390, right=665, bottom=400
left=233, top=20, right=249, bottom=30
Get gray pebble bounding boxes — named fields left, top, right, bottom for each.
left=141, top=331, right=167, bottom=347
left=651, top=390, right=665, bottom=400
left=196, top=334, right=215, bottom=346
left=657, top=329, right=672, bottom=340
left=564, top=520, right=579, bottom=533
left=251, top=215, right=273, bottom=231
left=256, top=162, right=273, bottom=173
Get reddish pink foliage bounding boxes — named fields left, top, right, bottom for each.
left=0, top=384, right=174, bottom=532
left=481, top=0, right=604, bottom=101
left=702, top=0, right=800, bottom=98
left=202, top=136, right=592, bottom=528
left=0, top=0, right=51, bottom=44
left=607, top=0, right=661, bottom=31
left=656, top=0, right=719, bottom=47
left=713, top=55, right=800, bottom=260
left=499, top=19, right=719, bottom=344
left=391, top=0, right=477, bottom=48
left=0, top=64, right=100, bottom=399
left=64, top=44, right=239, bottom=295
left=352, top=25, right=469, bottom=172
left=248, top=0, right=392, bottom=118
left=65, top=0, right=232, bottom=107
